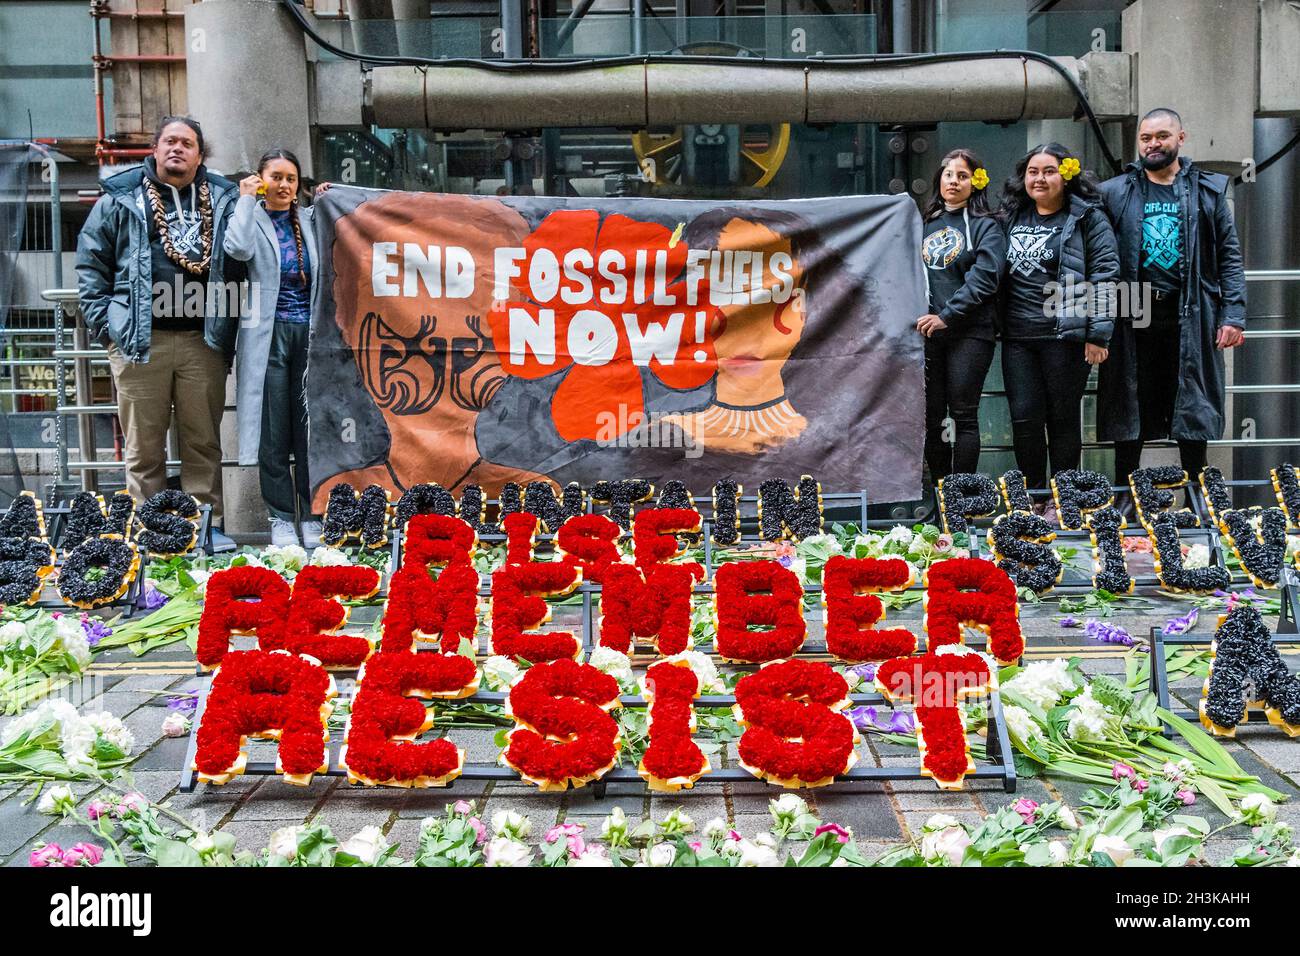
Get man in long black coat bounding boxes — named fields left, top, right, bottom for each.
left=1096, top=108, right=1247, bottom=490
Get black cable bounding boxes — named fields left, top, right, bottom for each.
left=1234, top=127, right=1300, bottom=185
left=280, top=0, right=1124, bottom=173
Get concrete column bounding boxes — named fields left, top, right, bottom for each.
left=184, top=0, right=313, bottom=179
left=1122, top=0, right=1257, bottom=175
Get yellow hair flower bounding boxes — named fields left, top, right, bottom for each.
left=971, top=168, right=990, bottom=190
left=1059, top=157, right=1082, bottom=181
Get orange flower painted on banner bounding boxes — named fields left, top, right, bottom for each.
left=487, top=210, right=719, bottom=442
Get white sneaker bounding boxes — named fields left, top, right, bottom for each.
left=207, top=527, right=238, bottom=554
left=301, top=519, right=323, bottom=550
left=270, top=516, right=301, bottom=547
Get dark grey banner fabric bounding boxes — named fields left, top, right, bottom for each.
left=306, top=187, right=926, bottom=507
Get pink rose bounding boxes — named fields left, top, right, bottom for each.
left=1176, top=790, right=1196, bottom=806
left=62, top=843, right=104, bottom=867
left=1011, top=798, right=1039, bottom=825
left=1111, top=762, right=1135, bottom=781
left=1131, top=778, right=1149, bottom=793
left=453, top=800, right=474, bottom=816
left=467, top=817, right=487, bottom=845
left=86, top=800, right=112, bottom=821
left=814, top=823, right=852, bottom=844
left=29, top=844, right=64, bottom=867
left=544, top=822, right=586, bottom=858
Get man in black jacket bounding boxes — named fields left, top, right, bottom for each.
left=1096, top=108, right=1247, bottom=490
left=75, top=116, right=240, bottom=552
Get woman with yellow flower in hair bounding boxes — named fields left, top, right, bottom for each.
left=917, top=148, right=1005, bottom=481
left=995, top=142, right=1119, bottom=515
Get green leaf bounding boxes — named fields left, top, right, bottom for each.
left=154, top=837, right=203, bottom=867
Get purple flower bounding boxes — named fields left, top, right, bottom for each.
left=1176, top=789, right=1196, bottom=806
left=848, top=663, right=877, bottom=684
left=1162, top=608, right=1199, bottom=636
left=813, top=823, right=852, bottom=844
left=1084, top=619, right=1135, bottom=647
left=1059, top=616, right=1081, bottom=629
left=1112, top=762, right=1135, bottom=781
left=142, top=583, right=169, bottom=611
left=80, top=616, right=113, bottom=648
left=166, top=682, right=202, bottom=716
left=1131, top=778, right=1149, bottom=793
left=848, top=706, right=915, bottom=734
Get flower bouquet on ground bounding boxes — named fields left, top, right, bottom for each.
left=996, top=658, right=1284, bottom=816
left=0, top=611, right=97, bottom=713
left=0, top=698, right=134, bottom=782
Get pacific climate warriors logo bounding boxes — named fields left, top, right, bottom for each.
left=922, top=227, right=963, bottom=270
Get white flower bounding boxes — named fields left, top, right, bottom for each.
left=161, top=712, right=191, bottom=738
left=922, top=814, right=960, bottom=833
left=588, top=647, right=634, bottom=687
left=1003, top=704, right=1043, bottom=744
left=920, top=826, right=971, bottom=866
left=1, top=698, right=78, bottom=748
left=1183, top=544, right=1210, bottom=569
left=53, top=616, right=92, bottom=669
left=1287, top=536, right=1300, bottom=558
left=570, top=848, right=614, bottom=867
left=0, top=620, right=26, bottom=648
left=37, top=784, right=75, bottom=816
left=737, top=839, right=781, bottom=867
left=1056, top=805, right=1081, bottom=831
left=770, top=793, right=808, bottom=824
left=187, top=568, right=212, bottom=591
left=480, top=656, right=522, bottom=692
left=885, top=525, right=914, bottom=546
left=491, top=809, right=531, bottom=840
left=643, top=843, right=675, bottom=867
left=485, top=837, right=533, bottom=867
left=1003, top=659, right=1074, bottom=710
left=1092, top=834, right=1134, bottom=866
left=660, top=807, right=693, bottom=835
left=1152, top=826, right=1193, bottom=856
left=1046, top=840, right=1069, bottom=865
left=703, top=817, right=729, bottom=840
left=339, top=825, right=389, bottom=865
left=600, top=806, right=629, bottom=844
left=309, top=546, right=351, bottom=567
left=1239, top=794, right=1278, bottom=825
left=1286, top=849, right=1300, bottom=868
left=1066, top=686, right=1111, bottom=742
left=87, top=711, right=135, bottom=755
left=59, top=716, right=98, bottom=768
left=188, top=831, right=216, bottom=854
left=264, top=544, right=308, bottom=570
left=801, top=533, right=842, bottom=553
left=268, top=825, right=304, bottom=861
left=661, top=650, right=723, bottom=693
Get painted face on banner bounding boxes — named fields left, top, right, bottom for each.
left=710, top=219, right=806, bottom=407
left=330, top=192, right=548, bottom=492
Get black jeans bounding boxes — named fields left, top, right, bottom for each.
left=924, top=334, right=995, bottom=480
left=259, top=320, right=313, bottom=522
left=1112, top=295, right=1207, bottom=482
left=1002, top=338, right=1092, bottom=490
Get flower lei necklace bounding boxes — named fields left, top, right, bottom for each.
left=144, top=177, right=214, bottom=276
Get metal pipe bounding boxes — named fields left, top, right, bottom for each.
left=554, top=0, right=601, bottom=48
left=367, top=55, right=1083, bottom=129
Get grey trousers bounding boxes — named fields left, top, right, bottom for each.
left=259, top=320, right=313, bottom=521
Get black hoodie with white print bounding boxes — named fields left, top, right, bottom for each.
left=143, top=155, right=210, bottom=330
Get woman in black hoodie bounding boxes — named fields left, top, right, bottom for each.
left=996, top=143, right=1119, bottom=509
left=917, top=148, right=1004, bottom=481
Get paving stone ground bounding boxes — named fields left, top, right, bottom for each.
left=3, top=597, right=1298, bottom=865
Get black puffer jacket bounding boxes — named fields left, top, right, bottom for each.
left=1095, top=158, right=1247, bottom=442
left=997, top=194, right=1121, bottom=347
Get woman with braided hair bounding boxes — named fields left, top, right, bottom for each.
left=224, top=148, right=325, bottom=547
